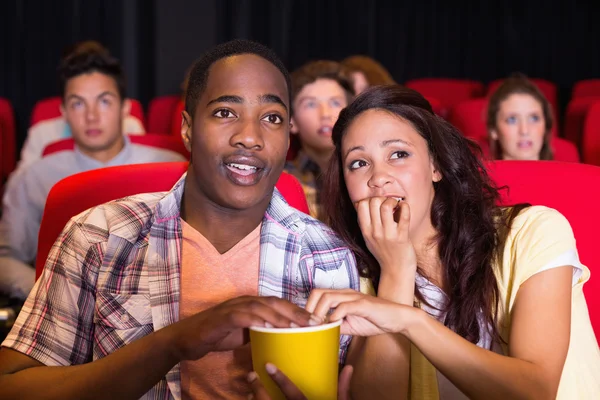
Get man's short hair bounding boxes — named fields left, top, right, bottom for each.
left=185, top=39, right=292, bottom=118
left=290, top=60, right=355, bottom=113
left=58, top=41, right=126, bottom=100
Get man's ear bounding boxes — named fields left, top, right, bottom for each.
left=60, top=102, right=66, bottom=118
left=121, top=98, right=132, bottom=119
left=181, top=110, right=193, bottom=152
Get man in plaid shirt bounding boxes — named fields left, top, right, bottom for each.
left=0, top=40, right=359, bottom=399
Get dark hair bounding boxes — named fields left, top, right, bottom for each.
left=58, top=41, right=126, bottom=100
left=322, top=85, right=506, bottom=344
left=185, top=39, right=291, bottom=117
left=487, top=73, right=553, bottom=160
left=290, top=60, right=355, bottom=112
left=341, top=55, right=396, bottom=86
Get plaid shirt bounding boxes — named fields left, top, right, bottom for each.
left=2, top=174, right=359, bottom=400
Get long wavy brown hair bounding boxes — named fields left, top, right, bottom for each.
left=322, top=85, right=510, bottom=344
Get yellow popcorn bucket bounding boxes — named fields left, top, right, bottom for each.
left=249, top=319, right=342, bottom=400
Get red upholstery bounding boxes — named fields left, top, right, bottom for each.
left=0, top=98, right=16, bottom=182
left=450, top=98, right=561, bottom=144
left=41, top=134, right=190, bottom=159
left=424, top=96, right=443, bottom=116
left=563, top=96, right=600, bottom=149
left=486, top=160, right=600, bottom=341
left=405, top=78, right=484, bottom=118
left=552, top=137, right=580, bottom=163
left=35, top=162, right=310, bottom=277
left=449, top=98, right=489, bottom=141
left=30, top=96, right=147, bottom=130
left=170, top=100, right=185, bottom=137
left=572, top=79, right=600, bottom=99
left=582, top=102, right=600, bottom=166
left=148, top=95, right=181, bottom=134
left=487, top=78, right=559, bottom=128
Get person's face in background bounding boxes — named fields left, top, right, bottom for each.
left=61, top=71, right=129, bottom=160
left=490, top=93, right=546, bottom=161
left=181, top=54, right=290, bottom=211
left=291, top=78, right=348, bottom=156
left=351, top=71, right=369, bottom=95
left=341, top=109, right=441, bottom=241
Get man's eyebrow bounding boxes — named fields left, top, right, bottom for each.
left=207, top=95, right=244, bottom=106
left=259, top=94, right=288, bottom=113
left=65, top=91, right=117, bottom=102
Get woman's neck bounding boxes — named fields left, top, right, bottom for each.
left=412, top=223, right=445, bottom=291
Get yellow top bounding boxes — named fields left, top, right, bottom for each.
left=407, top=206, right=600, bottom=399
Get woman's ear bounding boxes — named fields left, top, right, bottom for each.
left=290, top=116, right=299, bottom=135
left=489, top=129, right=498, bottom=141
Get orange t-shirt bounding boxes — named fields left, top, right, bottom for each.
left=179, top=219, right=261, bottom=399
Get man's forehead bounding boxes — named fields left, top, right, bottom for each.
left=65, top=73, right=118, bottom=95
left=203, top=55, right=287, bottom=99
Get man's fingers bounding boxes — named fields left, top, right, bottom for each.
left=338, top=365, right=354, bottom=400
left=265, top=363, right=307, bottom=400
left=248, top=371, right=272, bottom=400
left=252, top=297, right=314, bottom=328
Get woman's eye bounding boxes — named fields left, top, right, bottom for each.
left=530, top=114, right=541, bottom=123
left=214, top=109, right=235, bottom=118
left=506, top=116, right=517, bottom=124
left=390, top=150, right=410, bottom=159
left=349, top=160, right=368, bottom=170
left=262, top=114, right=283, bottom=124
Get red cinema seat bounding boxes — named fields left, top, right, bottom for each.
left=572, top=79, right=600, bottom=99
left=405, top=78, right=485, bottom=118
left=148, top=95, right=181, bottom=134
left=582, top=102, right=600, bottom=166
left=486, top=160, right=600, bottom=342
left=0, top=98, right=17, bottom=182
left=564, top=97, right=600, bottom=150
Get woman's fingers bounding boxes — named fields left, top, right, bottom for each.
left=309, top=291, right=366, bottom=320
left=380, top=197, right=400, bottom=235
left=355, top=199, right=372, bottom=235
left=396, top=201, right=411, bottom=241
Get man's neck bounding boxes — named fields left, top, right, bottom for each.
left=300, top=145, right=333, bottom=173
left=181, top=174, right=269, bottom=254
left=78, top=135, right=126, bottom=164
